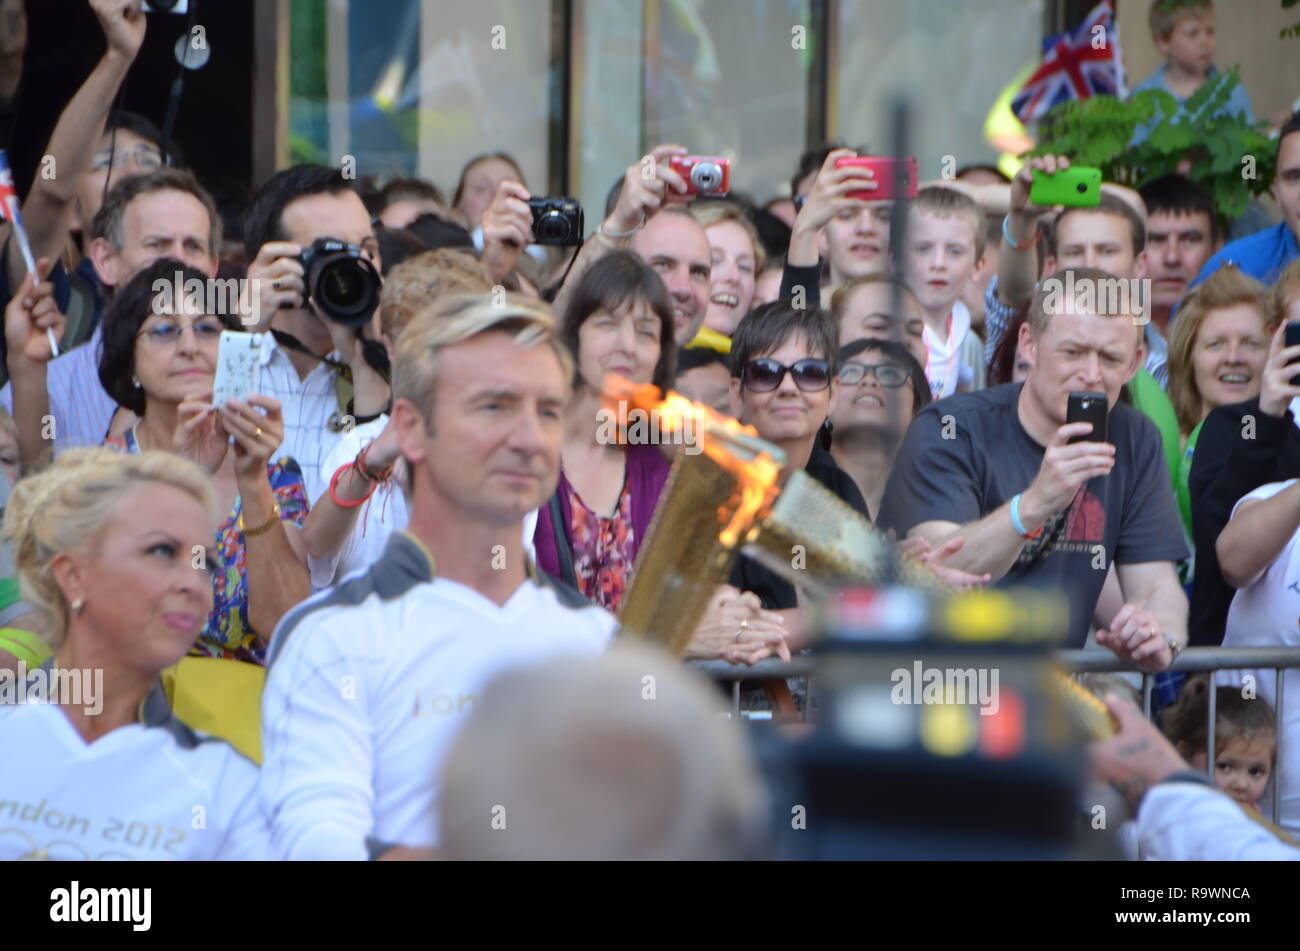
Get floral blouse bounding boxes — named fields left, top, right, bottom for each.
left=105, top=430, right=309, bottom=665
left=568, top=478, right=636, bottom=612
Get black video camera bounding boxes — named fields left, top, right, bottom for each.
left=299, top=238, right=382, bottom=328
left=527, top=197, right=584, bottom=247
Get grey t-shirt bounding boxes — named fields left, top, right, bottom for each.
left=877, top=382, right=1189, bottom=647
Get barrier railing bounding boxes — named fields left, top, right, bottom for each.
left=690, top=646, right=1300, bottom=822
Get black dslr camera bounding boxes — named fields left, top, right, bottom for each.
left=298, top=238, right=382, bottom=328
left=527, top=197, right=584, bottom=246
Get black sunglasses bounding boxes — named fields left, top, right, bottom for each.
left=742, top=357, right=832, bottom=393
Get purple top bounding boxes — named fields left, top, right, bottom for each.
left=534, top=443, right=672, bottom=585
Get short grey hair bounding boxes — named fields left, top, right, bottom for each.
left=438, top=644, right=769, bottom=859
left=90, top=167, right=222, bottom=257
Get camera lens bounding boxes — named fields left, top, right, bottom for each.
left=691, top=162, right=722, bottom=192
left=536, top=211, right=571, bottom=244
left=303, top=241, right=381, bottom=327
left=1076, top=182, right=1088, bottom=193
left=318, top=259, right=367, bottom=311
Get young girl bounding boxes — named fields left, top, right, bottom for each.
left=1163, top=675, right=1277, bottom=813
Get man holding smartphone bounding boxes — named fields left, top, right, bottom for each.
left=878, top=266, right=1189, bottom=669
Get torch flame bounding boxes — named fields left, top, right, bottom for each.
left=603, top=375, right=783, bottom=549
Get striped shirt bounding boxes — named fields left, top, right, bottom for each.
left=0, top=325, right=117, bottom=454
left=255, top=338, right=345, bottom=502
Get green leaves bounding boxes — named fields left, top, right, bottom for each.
left=1026, top=69, right=1275, bottom=228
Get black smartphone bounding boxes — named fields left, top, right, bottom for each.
left=1286, top=322, right=1300, bottom=385
left=1066, top=391, right=1109, bottom=445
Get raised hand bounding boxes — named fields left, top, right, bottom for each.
left=90, top=0, right=147, bottom=63
left=603, top=144, right=690, bottom=238
left=1258, top=309, right=1300, bottom=418
left=481, top=179, right=533, bottom=284
left=1019, top=420, right=1115, bottom=531
left=3, top=260, right=63, bottom=366
left=241, top=241, right=304, bottom=330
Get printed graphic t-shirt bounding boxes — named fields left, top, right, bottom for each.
left=877, top=382, right=1188, bottom=647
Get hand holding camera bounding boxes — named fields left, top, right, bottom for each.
left=788, top=148, right=877, bottom=268
left=481, top=179, right=534, bottom=284
left=1259, top=307, right=1300, bottom=417
left=603, top=144, right=689, bottom=238
left=92, top=0, right=147, bottom=62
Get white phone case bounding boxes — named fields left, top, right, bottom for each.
left=212, top=331, right=262, bottom=407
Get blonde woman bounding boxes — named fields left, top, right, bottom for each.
left=1167, top=265, right=1272, bottom=535
left=0, top=449, right=270, bottom=860
left=692, top=201, right=766, bottom=340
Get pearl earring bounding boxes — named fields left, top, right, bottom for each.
left=71, top=598, right=85, bottom=615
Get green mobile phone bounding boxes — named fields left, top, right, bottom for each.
left=1029, top=166, right=1102, bottom=207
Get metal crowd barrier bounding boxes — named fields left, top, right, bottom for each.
left=690, top=647, right=1300, bottom=823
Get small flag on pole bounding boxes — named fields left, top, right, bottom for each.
left=0, top=150, right=58, bottom=357
left=1011, top=0, right=1125, bottom=125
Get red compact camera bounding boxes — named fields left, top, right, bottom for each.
left=834, top=155, right=918, bottom=202
left=667, top=155, right=731, bottom=197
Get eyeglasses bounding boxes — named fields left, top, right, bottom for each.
left=91, top=143, right=164, bottom=173
left=741, top=357, right=831, bottom=393
left=137, top=318, right=225, bottom=346
left=839, top=361, right=911, bottom=387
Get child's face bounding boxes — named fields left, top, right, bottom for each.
left=1157, top=12, right=1216, bottom=74
left=1189, top=735, right=1273, bottom=808
left=899, top=213, right=981, bottom=318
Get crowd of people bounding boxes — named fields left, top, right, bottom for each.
left=1, top=0, right=1299, bottom=860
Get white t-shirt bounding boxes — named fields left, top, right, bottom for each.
left=0, top=685, right=271, bottom=860
left=307, top=415, right=539, bottom=590
left=1218, top=478, right=1300, bottom=833
left=921, top=300, right=973, bottom=400
left=261, top=532, right=616, bottom=859
left=1139, top=781, right=1300, bottom=860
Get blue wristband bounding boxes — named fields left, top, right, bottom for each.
left=1009, top=493, right=1031, bottom=537
left=1002, top=213, right=1037, bottom=251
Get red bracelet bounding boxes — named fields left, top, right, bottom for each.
left=355, top=443, right=395, bottom=484
left=328, top=462, right=376, bottom=509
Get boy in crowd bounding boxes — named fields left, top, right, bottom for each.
left=898, top=187, right=987, bottom=398
left=1131, top=0, right=1254, bottom=139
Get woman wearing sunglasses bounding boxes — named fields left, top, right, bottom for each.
left=828, top=338, right=931, bottom=521
left=96, top=260, right=310, bottom=665
left=727, top=301, right=868, bottom=629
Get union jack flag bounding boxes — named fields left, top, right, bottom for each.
left=1011, top=0, right=1126, bottom=124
